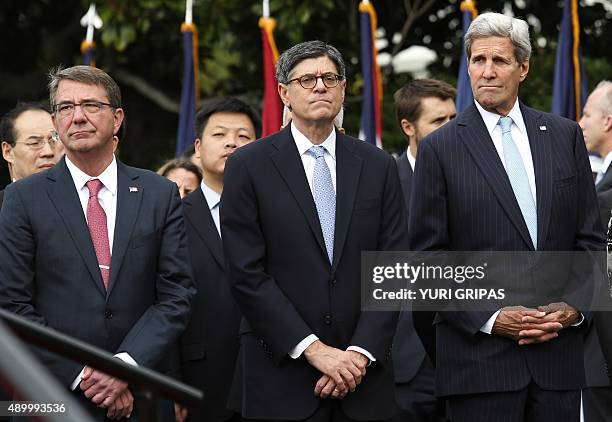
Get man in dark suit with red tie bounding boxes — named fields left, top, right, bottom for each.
left=177, top=97, right=260, bottom=422
left=221, top=40, right=406, bottom=421
left=0, top=66, right=194, bottom=420
left=409, top=13, right=604, bottom=422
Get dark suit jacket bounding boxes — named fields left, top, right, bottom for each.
left=408, top=102, right=604, bottom=397
left=0, top=189, right=4, bottom=209
left=0, top=158, right=194, bottom=403
left=180, top=188, right=241, bottom=422
left=221, top=126, right=406, bottom=420
left=392, top=151, right=429, bottom=382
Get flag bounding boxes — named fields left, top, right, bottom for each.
left=259, top=16, right=282, bottom=136
left=552, top=0, right=587, bottom=121
left=456, top=0, right=478, bottom=112
left=81, top=40, right=96, bottom=67
left=359, top=1, right=382, bottom=148
left=176, top=22, right=201, bottom=157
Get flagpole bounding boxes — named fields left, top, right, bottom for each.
left=80, top=3, right=102, bottom=67
left=185, top=0, right=193, bottom=24
left=263, top=0, right=270, bottom=19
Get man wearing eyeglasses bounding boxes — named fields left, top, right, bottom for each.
left=0, top=66, right=194, bottom=421
left=0, top=102, right=63, bottom=207
left=221, top=40, right=406, bottom=421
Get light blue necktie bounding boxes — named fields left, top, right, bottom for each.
left=499, top=116, right=538, bottom=249
left=307, top=146, right=335, bottom=263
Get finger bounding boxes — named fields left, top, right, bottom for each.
left=345, top=361, right=363, bottom=384
left=314, top=375, right=329, bottom=396
left=125, top=390, right=134, bottom=418
left=330, top=372, right=346, bottom=393
left=91, top=391, right=107, bottom=406
left=519, top=323, right=563, bottom=337
left=320, top=378, right=336, bottom=399
left=106, top=404, right=117, bottom=420
left=518, top=332, right=559, bottom=345
left=339, top=368, right=357, bottom=391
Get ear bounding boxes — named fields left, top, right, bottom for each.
left=278, top=83, right=290, bottom=108
left=604, top=114, right=612, bottom=132
left=400, top=119, right=415, bottom=140
left=1, top=141, right=14, bottom=164
left=113, top=108, right=125, bottom=135
left=519, top=60, right=529, bottom=81
left=194, top=138, right=202, bottom=159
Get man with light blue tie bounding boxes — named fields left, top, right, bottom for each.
left=221, top=40, right=406, bottom=421
left=408, top=12, right=604, bottom=422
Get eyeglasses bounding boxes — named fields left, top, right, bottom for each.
left=53, top=101, right=115, bottom=118
left=287, top=73, right=343, bottom=89
left=14, top=133, right=60, bottom=150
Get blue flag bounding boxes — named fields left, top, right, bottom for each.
left=552, top=0, right=587, bottom=121
left=359, top=1, right=382, bottom=148
left=456, top=1, right=477, bottom=112
left=176, top=23, right=199, bottom=157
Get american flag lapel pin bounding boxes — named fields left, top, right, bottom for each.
left=129, top=186, right=138, bottom=193
left=539, top=125, right=547, bottom=131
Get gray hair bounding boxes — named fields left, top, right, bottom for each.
left=465, top=12, right=531, bottom=63
left=48, top=65, right=122, bottom=108
left=594, top=80, right=612, bottom=115
left=275, top=40, right=346, bottom=84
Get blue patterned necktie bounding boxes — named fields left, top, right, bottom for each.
left=499, top=116, right=538, bottom=249
left=307, top=146, right=335, bottom=263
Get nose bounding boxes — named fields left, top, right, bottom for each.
left=578, top=116, right=585, bottom=130
left=313, top=76, right=328, bottom=92
left=39, top=139, right=55, bottom=158
left=225, top=135, right=239, bottom=149
left=72, top=104, right=88, bottom=123
left=482, top=60, right=495, bottom=79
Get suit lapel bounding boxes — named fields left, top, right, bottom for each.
left=107, top=161, right=142, bottom=294
left=332, top=133, right=363, bottom=272
left=458, top=104, right=534, bottom=249
left=46, top=158, right=106, bottom=297
left=397, top=151, right=413, bottom=209
left=269, top=127, right=328, bottom=259
left=596, top=166, right=612, bottom=193
left=521, top=103, right=552, bottom=249
left=184, top=188, right=224, bottom=268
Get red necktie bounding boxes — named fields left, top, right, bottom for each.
left=86, top=179, right=111, bottom=289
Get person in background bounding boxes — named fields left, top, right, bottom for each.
left=0, top=102, right=63, bottom=207
left=392, top=78, right=456, bottom=422
left=157, top=158, right=202, bottom=199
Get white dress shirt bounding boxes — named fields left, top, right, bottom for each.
left=596, top=151, right=612, bottom=185
left=288, top=122, right=375, bottom=363
left=201, top=180, right=221, bottom=237
left=406, top=148, right=416, bottom=172
left=65, top=155, right=137, bottom=390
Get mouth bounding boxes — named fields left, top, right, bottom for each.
left=38, top=163, right=55, bottom=169
left=70, top=130, right=94, bottom=139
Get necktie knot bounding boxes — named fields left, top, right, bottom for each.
left=307, top=145, right=326, bottom=159
left=498, top=116, right=513, bottom=134
left=86, top=179, right=103, bottom=198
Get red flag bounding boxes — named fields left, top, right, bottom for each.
left=259, top=17, right=282, bottom=136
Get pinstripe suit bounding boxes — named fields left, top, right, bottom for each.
left=408, top=102, right=604, bottom=418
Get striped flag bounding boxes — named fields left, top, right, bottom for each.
left=359, top=0, right=382, bottom=148
left=552, top=0, right=587, bottom=121
left=176, top=21, right=200, bottom=157
left=81, top=41, right=96, bottom=67
left=259, top=16, right=282, bottom=136
left=456, top=0, right=477, bottom=112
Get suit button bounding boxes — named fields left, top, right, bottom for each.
left=324, top=315, right=332, bottom=325
left=105, top=309, right=113, bottom=319
left=330, top=278, right=337, bottom=285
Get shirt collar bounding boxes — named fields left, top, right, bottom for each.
left=200, top=179, right=221, bottom=211
left=601, top=151, right=612, bottom=176
left=475, top=98, right=527, bottom=138
left=406, top=148, right=416, bottom=171
left=291, top=122, right=336, bottom=160
left=65, top=155, right=117, bottom=196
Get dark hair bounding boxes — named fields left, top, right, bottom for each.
left=195, top=97, right=261, bottom=139
left=275, top=40, right=346, bottom=84
left=48, top=65, right=121, bottom=108
left=157, top=159, right=202, bottom=184
left=394, top=79, right=457, bottom=128
left=0, top=102, right=51, bottom=146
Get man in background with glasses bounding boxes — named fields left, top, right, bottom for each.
left=0, top=65, right=194, bottom=420
left=221, top=40, right=406, bottom=421
left=0, top=102, right=64, bottom=207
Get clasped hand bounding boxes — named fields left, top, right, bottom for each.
left=303, top=340, right=368, bottom=400
left=80, top=366, right=133, bottom=419
left=492, top=302, right=579, bottom=346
